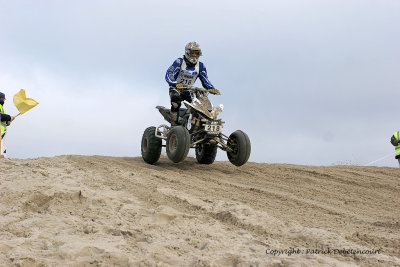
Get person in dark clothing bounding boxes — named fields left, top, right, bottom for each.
left=0, top=92, right=15, bottom=157
left=390, top=131, right=400, bottom=167
left=0, top=92, right=14, bottom=125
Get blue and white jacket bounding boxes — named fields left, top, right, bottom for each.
left=165, top=57, right=214, bottom=89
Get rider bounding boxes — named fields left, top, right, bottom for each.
left=165, top=42, right=220, bottom=126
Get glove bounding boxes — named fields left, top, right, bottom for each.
left=174, top=83, right=183, bottom=92
left=208, top=88, right=220, bottom=95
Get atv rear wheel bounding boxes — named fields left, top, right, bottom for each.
left=141, top=126, right=162, bottom=164
left=166, top=126, right=190, bottom=163
left=227, top=130, right=251, bottom=166
left=195, top=143, right=217, bottom=164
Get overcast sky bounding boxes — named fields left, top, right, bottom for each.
left=0, top=0, right=399, bottom=166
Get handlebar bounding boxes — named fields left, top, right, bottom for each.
left=179, top=86, right=220, bottom=95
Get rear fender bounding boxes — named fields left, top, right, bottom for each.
left=156, top=106, right=171, bottom=123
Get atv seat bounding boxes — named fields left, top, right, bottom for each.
left=156, top=106, right=187, bottom=124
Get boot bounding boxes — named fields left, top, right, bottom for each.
left=170, top=111, right=178, bottom=126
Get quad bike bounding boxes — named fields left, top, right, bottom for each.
left=141, top=87, right=251, bottom=166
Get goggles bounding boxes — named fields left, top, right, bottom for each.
left=187, top=49, right=202, bottom=57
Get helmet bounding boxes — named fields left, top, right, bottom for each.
left=185, top=42, right=202, bottom=64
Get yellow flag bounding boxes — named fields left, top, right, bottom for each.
left=13, top=89, right=39, bottom=114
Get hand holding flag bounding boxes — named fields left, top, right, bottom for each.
left=13, top=89, right=39, bottom=117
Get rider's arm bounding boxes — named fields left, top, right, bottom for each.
left=0, top=113, right=11, bottom=122
left=391, top=135, right=399, bottom=146
left=165, top=58, right=183, bottom=88
left=199, top=62, right=215, bottom=90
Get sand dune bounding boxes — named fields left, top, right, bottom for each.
left=0, top=155, right=399, bottom=266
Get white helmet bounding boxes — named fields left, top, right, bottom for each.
left=185, top=41, right=202, bottom=64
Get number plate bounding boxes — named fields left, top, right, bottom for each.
left=205, top=123, right=222, bottom=134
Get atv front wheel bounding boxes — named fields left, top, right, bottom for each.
left=166, top=126, right=190, bottom=163
left=227, top=130, right=251, bottom=166
left=141, top=126, right=162, bottom=164
left=195, top=143, right=217, bottom=164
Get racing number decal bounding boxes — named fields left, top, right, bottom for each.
left=206, top=125, right=221, bottom=132
left=179, top=79, right=192, bottom=85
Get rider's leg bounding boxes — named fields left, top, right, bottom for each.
left=181, top=90, right=192, bottom=103
left=169, top=89, right=182, bottom=126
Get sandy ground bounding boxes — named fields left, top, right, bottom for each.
left=0, top=155, right=399, bottom=266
